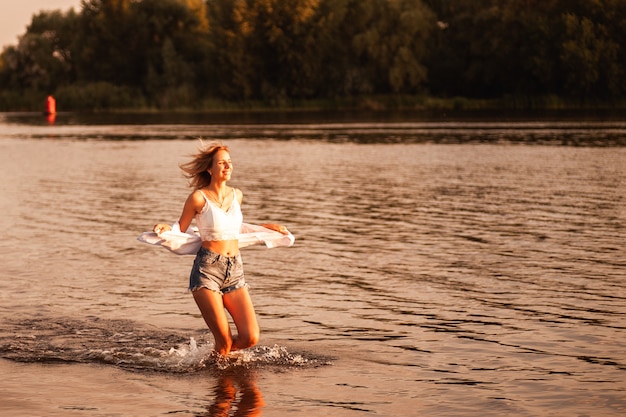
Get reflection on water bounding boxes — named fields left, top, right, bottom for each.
left=204, top=370, right=264, bottom=417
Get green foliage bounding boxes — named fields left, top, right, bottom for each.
left=0, top=89, right=48, bottom=111
left=560, top=13, right=621, bottom=97
left=0, top=0, right=625, bottom=110
left=0, top=9, right=78, bottom=92
left=206, top=0, right=325, bottom=100
left=55, top=82, right=147, bottom=110
left=350, top=0, right=434, bottom=93
left=425, top=0, right=626, bottom=101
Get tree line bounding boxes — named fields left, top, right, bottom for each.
left=1, top=0, right=624, bottom=111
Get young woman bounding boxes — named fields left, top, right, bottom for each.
left=153, top=143, right=287, bottom=356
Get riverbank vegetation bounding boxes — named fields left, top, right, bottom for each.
left=1, top=0, right=625, bottom=112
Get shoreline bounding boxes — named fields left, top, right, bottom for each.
left=2, top=92, right=626, bottom=114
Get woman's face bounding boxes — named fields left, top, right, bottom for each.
left=209, top=149, right=233, bottom=182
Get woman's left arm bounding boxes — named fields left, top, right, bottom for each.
left=260, top=223, right=290, bottom=235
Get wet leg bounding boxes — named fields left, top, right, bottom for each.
left=193, top=288, right=234, bottom=355
left=223, top=287, right=260, bottom=351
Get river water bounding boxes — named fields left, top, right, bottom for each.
left=0, top=111, right=624, bottom=416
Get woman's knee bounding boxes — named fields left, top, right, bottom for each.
left=238, top=328, right=260, bottom=349
left=248, top=329, right=260, bottom=347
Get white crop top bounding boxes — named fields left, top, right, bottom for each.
left=195, top=188, right=243, bottom=241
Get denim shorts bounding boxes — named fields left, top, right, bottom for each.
left=189, top=247, right=247, bottom=294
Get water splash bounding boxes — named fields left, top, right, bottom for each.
left=44, top=337, right=327, bottom=372
left=81, top=336, right=215, bottom=373
left=213, top=344, right=325, bottom=370
left=0, top=316, right=331, bottom=373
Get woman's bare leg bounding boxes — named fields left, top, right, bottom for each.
left=223, top=287, right=260, bottom=351
left=193, top=288, right=234, bottom=355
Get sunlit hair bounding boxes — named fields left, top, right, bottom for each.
left=179, top=141, right=230, bottom=189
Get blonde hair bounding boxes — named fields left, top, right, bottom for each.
left=180, top=141, right=230, bottom=189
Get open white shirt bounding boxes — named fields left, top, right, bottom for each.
left=137, top=222, right=295, bottom=255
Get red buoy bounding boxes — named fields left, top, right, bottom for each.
left=46, top=95, right=56, bottom=115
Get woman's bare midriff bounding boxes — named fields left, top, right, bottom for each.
left=202, top=239, right=239, bottom=257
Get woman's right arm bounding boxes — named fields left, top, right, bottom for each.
left=153, top=191, right=203, bottom=234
